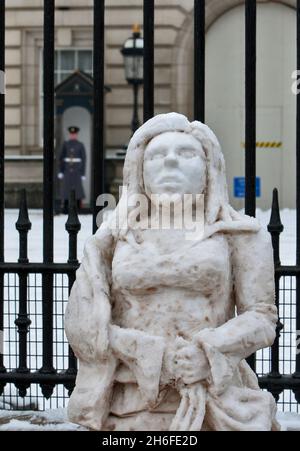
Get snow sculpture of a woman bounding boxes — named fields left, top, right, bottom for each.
left=65, top=113, right=280, bottom=431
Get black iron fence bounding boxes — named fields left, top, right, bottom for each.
left=0, top=0, right=299, bottom=413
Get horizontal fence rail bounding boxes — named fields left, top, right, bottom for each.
left=0, top=0, right=299, bottom=414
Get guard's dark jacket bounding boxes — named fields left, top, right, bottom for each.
left=59, top=139, right=86, bottom=201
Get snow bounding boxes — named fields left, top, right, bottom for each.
left=0, top=408, right=87, bottom=431
left=255, top=209, right=296, bottom=265
left=277, top=412, right=300, bottom=432
left=4, top=209, right=92, bottom=263
left=0, top=409, right=299, bottom=431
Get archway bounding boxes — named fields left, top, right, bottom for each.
left=171, top=1, right=296, bottom=209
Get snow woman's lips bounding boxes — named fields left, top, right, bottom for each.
left=157, top=176, right=183, bottom=184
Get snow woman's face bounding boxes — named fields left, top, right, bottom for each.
left=143, top=131, right=207, bottom=198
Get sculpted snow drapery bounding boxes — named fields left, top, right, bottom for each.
left=192, top=229, right=278, bottom=397
left=65, top=113, right=279, bottom=431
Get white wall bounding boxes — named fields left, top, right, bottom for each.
left=206, top=2, right=296, bottom=210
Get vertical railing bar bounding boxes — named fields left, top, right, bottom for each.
left=43, top=0, right=55, bottom=264
left=93, top=0, right=105, bottom=234
left=245, top=0, right=257, bottom=217
left=67, top=273, right=77, bottom=372
left=0, top=0, right=5, bottom=378
left=40, top=0, right=56, bottom=385
left=15, top=190, right=32, bottom=397
left=66, top=267, right=77, bottom=397
left=194, top=0, right=205, bottom=122
left=143, top=0, right=154, bottom=123
left=267, top=189, right=284, bottom=402
left=295, top=0, right=300, bottom=380
left=65, top=191, right=80, bottom=388
left=245, top=0, right=257, bottom=372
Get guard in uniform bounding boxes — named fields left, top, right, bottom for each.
left=58, top=126, right=86, bottom=214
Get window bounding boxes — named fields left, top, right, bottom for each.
left=39, top=49, right=93, bottom=146
left=54, top=49, right=93, bottom=85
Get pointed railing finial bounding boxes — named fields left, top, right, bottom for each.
left=65, top=191, right=81, bottom=265
left=16, top=189, right=31, bottom=233
left=16, top=190, right=31, bottom=264
left=267, top=188, right=284, bottom=385
left=268, top=188, right=284, bottom=235
left=65, top=191, right=81, bottom=234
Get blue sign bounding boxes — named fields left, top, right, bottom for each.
left=234, top=177, right=261, bottom=198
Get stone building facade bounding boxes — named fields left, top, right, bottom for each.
left=3, top=0, right=298, bottom=209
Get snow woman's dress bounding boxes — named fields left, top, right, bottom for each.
left=65, top=113, right=280, bottom=431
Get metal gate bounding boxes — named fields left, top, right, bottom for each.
left=0, top=0, right=299, bottom=412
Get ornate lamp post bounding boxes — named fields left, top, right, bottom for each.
left=121, top=24, right=144, bottom=135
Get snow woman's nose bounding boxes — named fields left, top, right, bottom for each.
left=164, top=150, right=178, bottom=168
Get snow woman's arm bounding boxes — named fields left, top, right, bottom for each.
left=192, top=228, right=278, bottom=396
left=65, top=219, right=165, bottom=407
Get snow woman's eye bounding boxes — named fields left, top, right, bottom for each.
left=178, top=149, right=197, bottom=159
left=149, top=150, right=166, bottom=160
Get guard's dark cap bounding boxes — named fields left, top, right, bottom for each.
left=68, top=126, right=80, bottom=134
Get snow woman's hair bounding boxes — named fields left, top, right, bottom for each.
left=104, top=112, right=260, bottom=242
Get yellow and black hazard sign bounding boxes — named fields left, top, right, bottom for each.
left=242, top=142, right=282, bottom=149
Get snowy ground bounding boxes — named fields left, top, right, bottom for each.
left=0, top=408, right=87, bottom=431
left=256, top=209, right=296, bottom=265
left=0, top=409, right=299, bottom=431
left=4, top=209, right=92, bottom=263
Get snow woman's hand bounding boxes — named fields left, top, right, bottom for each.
left=173, top=336, right=210, bottom=386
